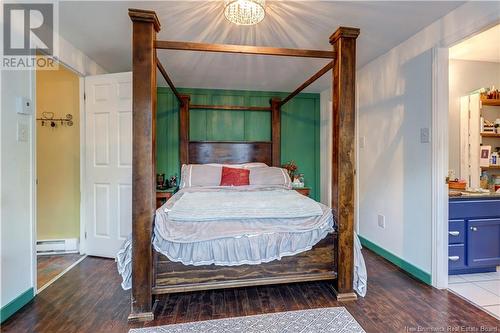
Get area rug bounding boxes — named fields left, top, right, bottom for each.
left=129, top=307, right=366, bottom=333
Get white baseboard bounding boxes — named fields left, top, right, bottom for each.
left=37, top=238, right=79, bottom=255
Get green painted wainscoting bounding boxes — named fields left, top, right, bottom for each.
left=157, top=87, right=321, bottom=201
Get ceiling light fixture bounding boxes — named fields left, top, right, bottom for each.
left=224, top=0, right=266, bottom=26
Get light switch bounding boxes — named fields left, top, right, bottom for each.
left=420, top=128, right=430, bottom=143
left=359, top=136, right=366, bottom=149
left=16, top=97, right=33, bottom=115
left=17, top=121, right=29, bottom=142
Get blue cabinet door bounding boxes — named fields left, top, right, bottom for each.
left=467, top=218, right=500, bottom=268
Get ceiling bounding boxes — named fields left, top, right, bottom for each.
left=60, top=1, right=464, bottom=92
left=449, top=24, right=500, bottom=63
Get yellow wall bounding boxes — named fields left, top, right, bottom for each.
left=36, top=64, right=80, bottom=240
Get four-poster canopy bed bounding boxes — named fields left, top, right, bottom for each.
left=128, top=8, right=360, bottom=321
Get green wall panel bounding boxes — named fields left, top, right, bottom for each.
left=189, top=93, right=209, bottom=141
left=246, top=96, right=271, bottom=141
left=281, top=98, right=320, bottom=200
left=208, top=95, right=245, bottom=141
left=157, top=89, right=180, bottom=178
left=156, top=87, right=320, bottom=200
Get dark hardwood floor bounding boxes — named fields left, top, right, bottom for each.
left=2, top=249, right=499, bottom=332
left=37, top=254, right=85, bottom=289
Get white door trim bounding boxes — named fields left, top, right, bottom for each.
left=431, top=47, right=449, bottom=289
left=79, top=77, right=87, bottom=255
left=430, top=17, right=500, bottom=288
left=31, top=58, right=38, bottom=294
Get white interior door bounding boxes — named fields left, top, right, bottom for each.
left=469, top=93, right=480, bottom=189
left=84, top=72, right=132, bottom=258
left=459, top=95, right=470, bottom=181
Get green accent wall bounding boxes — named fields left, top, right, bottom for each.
left=0, top=288, right=34, bottom=323
left=157, top=87, right=321, bottom=200
left=358, top=236, right=432, bottom=285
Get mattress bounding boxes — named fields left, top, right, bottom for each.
left=153, top=186, right=334, bottom=266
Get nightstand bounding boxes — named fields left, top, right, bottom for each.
left=294, top=187, right=311, bottom=197
left=156, top=188, right=176, bottom=208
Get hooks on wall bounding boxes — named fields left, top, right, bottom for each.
left=37, top=112, right=74, bottom=128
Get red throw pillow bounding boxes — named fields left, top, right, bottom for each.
left=220, top=166, right=250, bottom=186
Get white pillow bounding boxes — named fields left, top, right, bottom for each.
left=179, top=164, right=222, bottom=189
left=179, top=163, right=270, bottom=189
left=249, top=167, right=292, bottom=188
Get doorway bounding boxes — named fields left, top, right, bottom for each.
left=445, top=25, right=500, bottom=319
left=35, top=58, right=85, bottom=291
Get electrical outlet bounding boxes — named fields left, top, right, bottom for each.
left=420, top=128, right=430, bottom=143
left=377, top=214, right=386, bottom=229
left=17, top=121, right=29, bottom=142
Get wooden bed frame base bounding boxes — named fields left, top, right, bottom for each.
left=153, top=233, right=337, bottom=295
left=128, top=8, right=359, bottom=321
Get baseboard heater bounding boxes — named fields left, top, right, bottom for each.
left=37, top=238, right=79, bottom=255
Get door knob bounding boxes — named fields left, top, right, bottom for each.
left=470, top=226, right=478, bottom=232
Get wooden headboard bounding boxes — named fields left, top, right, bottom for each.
left=188, top=141, right=272, bottom=165
left=179, top=95, right=281, bottom=166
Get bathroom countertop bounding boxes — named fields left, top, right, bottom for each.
left=449, top=192, right=500, bottom=201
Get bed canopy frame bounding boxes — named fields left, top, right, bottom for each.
left=128, top=8, right=359, bottom=322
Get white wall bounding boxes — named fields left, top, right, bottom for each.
left=0, top=36, right=105, bottom=311
left=1, top=68, right=36, bottom=310
left=57, top=35, right=107, bottom=76
left=320, top=88, right=332, bottom=207
left=449, top=60, right=500, bottom=175
left=357, top=2, right=500, bottom=274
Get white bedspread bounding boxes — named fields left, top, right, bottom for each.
left=155, top=187, right=334, bottom=266
left=167, top=189, right=323, bottom=221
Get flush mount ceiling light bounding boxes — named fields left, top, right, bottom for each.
left=224, top=0, right=266, bottom=26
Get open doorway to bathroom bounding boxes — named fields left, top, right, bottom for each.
left=447, top=24, right=500, bottom=319
left=35, top=57, right=85, bottom=292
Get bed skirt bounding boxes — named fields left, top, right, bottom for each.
left=152, top=222, right=333, bottom=266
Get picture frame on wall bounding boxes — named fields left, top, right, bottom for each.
left=480, top=145, right=491, bottom=167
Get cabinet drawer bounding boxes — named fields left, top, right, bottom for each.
left=448, top=220, right=465, bottom=244
left=449, top=200, right=500, bottom=219
left=448, top=244, right=466, bottom=270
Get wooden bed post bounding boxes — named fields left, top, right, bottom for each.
left=330, top=26, right=360, bottom=301
left=270, top=98, right=281, bottom=167
left=128, top=8, right=160, bottom=322
left=179, top=95, right=191, bottom=166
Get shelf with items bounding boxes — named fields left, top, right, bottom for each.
left=481, top=90, right=500, bottom=106
left=480, top=116, right=500, bottom=137
left=481, top=165, right=500, bottom=170
left=480, top=132, right=500, bottom=138
left=482, top=99, right=500, bottom=106
left=460, top=88, right=500, bottom=189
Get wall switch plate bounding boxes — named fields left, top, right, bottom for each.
left=377, top=214, right=386, bottom=229
left=359, top=136, right=366, bottom=149
left=17, top=121, right=29, bottom=142
left=16, top=97, right=33, bottom=115
left=420, top=127, right=430, bottom=143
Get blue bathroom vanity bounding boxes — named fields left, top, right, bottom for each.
left=448, top=195, right=500, bottom=275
